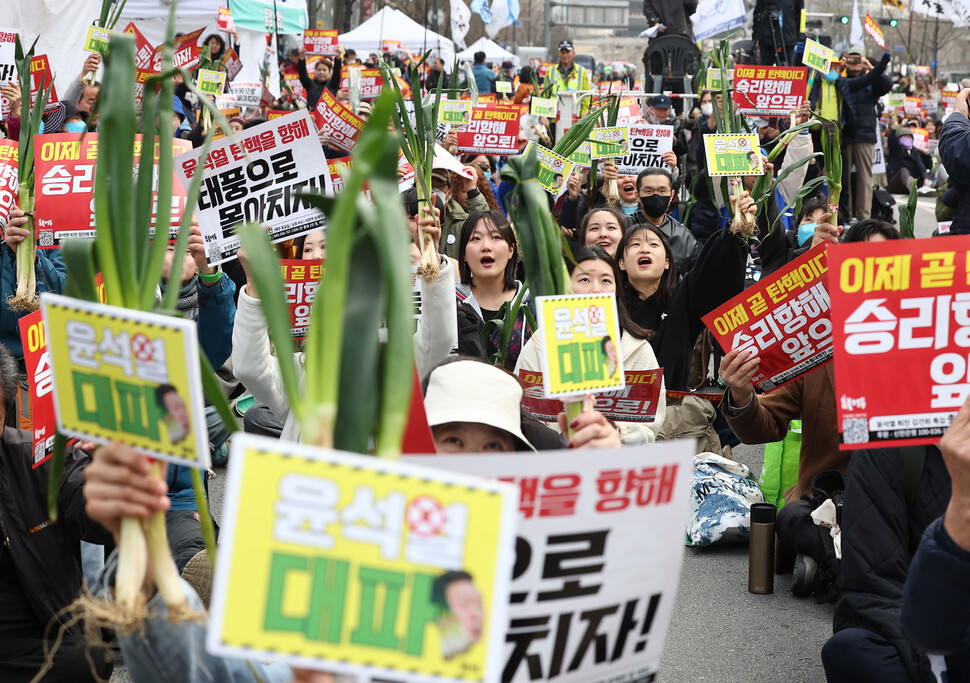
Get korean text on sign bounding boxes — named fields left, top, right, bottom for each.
left=588, top=126, right=631, bottom=160
left=523, top=142, right=575, bottom=199
left=703, top=134, right=763, bottom=176
left=0, top=138, right=17, bottom=228
left=34, top=133, right=191, bottom=247
left=18, top=310, right=58, bottom=468
left=802, top=38, right=837, bottom=74
left=0, top=29, right=16, bottom=119
left=732, top=66, right=807, bottom=117
left=615, top=124, right=674, bottom=176
left=175, top=110, right=331, bottom=266
left=418, top=444, right=695, bottom=683
left=281, top=259, right=323, bottom=339
left=703, top=244, right=832, bottom=392
left=304, top=29, right=338, bottom=56
left=456, top=104, right=523, bottom=156
left=519, top=369, right=663, bottom=423
left=209, top=434, right=517, bottom=683
left=314, top=89, right=366, bottom=155
left=830, top=237, right=970, bottom=449
left=41, top=293, right=210, bottom=468
left=536, top=293, right=625, bottom=398
left=340, top=65, right=384, bottom=100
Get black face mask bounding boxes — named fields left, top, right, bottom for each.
left=640, top=194, right=669, bottom=219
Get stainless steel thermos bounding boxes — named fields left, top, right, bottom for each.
left=748, top=502, right=776, bottom=595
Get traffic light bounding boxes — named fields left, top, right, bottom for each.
left=840, top=16, right=849, bottom=24
left=890, top=18, right=898, bottom=26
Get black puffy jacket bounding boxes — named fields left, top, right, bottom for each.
left=837, top=55, right=893, bottom=143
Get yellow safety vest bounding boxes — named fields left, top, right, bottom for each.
left=549, top=63, right=592, bottom=94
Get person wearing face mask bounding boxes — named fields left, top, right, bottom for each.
left=515, top=247, right=666, bottom=443
left=629, top=168, right=700, bottom=274
left=886, top=127, right=928, bottom=195
left=61, top=102, right=89, bottom=134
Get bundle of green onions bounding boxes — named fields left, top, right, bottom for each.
left=379, top=55, right=443, bottom=281
left=7, top=37, right=53, bottom=313
left=236, top=90, right=414, bottom=456
left=49, top=22, right=235, bottom=626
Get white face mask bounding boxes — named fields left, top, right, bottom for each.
left=700, top=103, right=714, bottom=117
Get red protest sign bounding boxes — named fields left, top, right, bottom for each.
left=732, top=65, right=808, bottom=116
left=281, top=259, right=323, bottom=340
left=830, top=237, right=970, bottom=450
left=457, top=103, right=522, bottom=156
left=339, top=65, right=384, bottom=100
left=122, top=22, right=156, bottom=70
left=304, top=29, right=339, bottom=57
left=703, top=244, right=832, bottom=392
left=217, top=6, right=235, bottom=33
left=519, top=369, right=664, bottom=422
left=616, top=96, right=642, bottom=124
left=864, top=14, right=886, bottom=49
left=18, top=311, right=57, bottom=468
left=314, top=89, right=365, bottom=154
left=328, top=156, right=351, bottom=195
left=29, top=55, right=58, bottom=104
left=34, top=134, right=190, bottom=247
left=266, top=109, right=289, bottom=121
left=221, top=47, right=242, bottom=81
left=152, top=27, right=204, bottom=72
left=0, top=139, right=17, bottom=229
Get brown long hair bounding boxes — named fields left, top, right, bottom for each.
left=449, top=167, right=498, bottom=210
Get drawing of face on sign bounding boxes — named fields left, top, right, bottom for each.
left=433, top=570, right=484, bottom=658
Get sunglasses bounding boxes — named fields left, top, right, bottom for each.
left=476, top=163, right=490, bottom=172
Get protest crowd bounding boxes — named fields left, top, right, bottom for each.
left=3, top=0, right=970, bottom=682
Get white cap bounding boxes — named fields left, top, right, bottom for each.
left=424, top=361, right=536, bottom=452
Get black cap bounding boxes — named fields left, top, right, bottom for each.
left=558, top=40, right=574, bottom=51
left=652, top=94, right=672, bottom=108
left=750, top=502, right=777, bottom=524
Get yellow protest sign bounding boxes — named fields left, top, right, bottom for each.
left=439, top=100, right=473, bottom=125
left=530, top=96, right=557, bottom=118
left=523, top=141, right=575, bottom=198
left=589, top=126, right=631, bottom=159
left=802, top=38, right=837, bottom=74
left=536, top=293, right=625, bottom=398
left=703, top=133, right=763, bottom=176
left=705, top=68, right=733, bottom=91
left=495, top=80, right=512, bottom=94
left=41, top=294, right=209, bottom=468
left=208, top=435, right=517, bottom=682
left=568, top=140, right=592, bottom=168
left=198, top=69, right=227, bottom=96
left=83, top=26, right=122, bottom=55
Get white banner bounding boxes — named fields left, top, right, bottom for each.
left=615, top=124, right=675, bottom=177
left=409, top=442, right=695, bottom=683
left=690, top=0, right=745, bottom=41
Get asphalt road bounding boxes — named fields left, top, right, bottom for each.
left=109, top=194, right=941, bottom=683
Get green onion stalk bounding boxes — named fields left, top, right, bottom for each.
left=898, top=176, right=919, bottom=239
left=816, top=113, right=842, bottom=219
left=49, top=15, right=238, bottom=628
left=380, top=55, right=443, bottom=282
left=7, top=37, right=52, bottom=313
left=236, top=90, right=413, bottom=456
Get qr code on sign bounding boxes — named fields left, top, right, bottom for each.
left=842, top=416, right=869, bottom=444
left=38, top=231, right=53, bottom=247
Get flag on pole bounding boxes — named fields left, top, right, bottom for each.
left=864, top=13, right=887, bottom=49
left=451, top=0, right=472, bottom=48
left=484, top=0, right=520, bottom=38
left=470, top=0, right=492, bottom=23
left=850, top=0, right=864, bottom=45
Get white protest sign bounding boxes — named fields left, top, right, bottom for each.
left=409, top=442, right=695, bottom=683
left=691, top=0, right=745, bottom=41
left=0, top=28, right=17, bottom=120
left=615, top=124, right=675, bottom=176
left=230, top=80, right=263, bottom=108
left=872, top=121, right=886, bottom=175
left=174, top=110, right=332, bottom=266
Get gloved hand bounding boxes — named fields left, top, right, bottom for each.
left=880, top=52, right=891, bottom=66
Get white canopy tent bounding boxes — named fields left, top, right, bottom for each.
left=456, top=36, right=520, bottom=67
left=338, top=7, right=456, bottom=64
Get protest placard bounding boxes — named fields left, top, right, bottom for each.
left=615, top=124, right=674, bottom=176
left=41, top=293, right=209, bottom=467
left=904, top=96, right=923, bottom=116
left=29, top=55, right=57, bottom=104
left=911, top=126, right=930, bottom=154
left=82, top=26, right=122, bottom=55
left=456, top=103, right=521, bottom=156
left=328, top=155, right=352, bottom=196
left=217, top=6, right=236, bottom=32
left=519, top=369, right=663, bottom=422
left=693, top=0, right=745, bottom=40
left=18, top=311, right=60, bottom=468
left=34, top=134, right=190, bottom=247
left=176, top=110, right=330, bottom=266
left=616, top=96, right=642, bottom=124
left=703, top=244, right=832, bottom=392
left=314, top=88, right=366, bottom=154
left=151, top=27, right=205, bottom=71
left=704, top=133, right=763, bottom=176
left=265, top=108, right=288, bottom=121
left=228, top=80, right=264, bottom=108
left=416, top=443, right=694, bottom=683
left=221, top=47, right=242, bottom=81
left=938, top=221, right=952, bottom=234
left=340, top=65, right=384, bottom=99
left=281, top=259, right=323, bottom=339
left=536, top=293, right=625, bottom=398
left=198, top=69, right=227, bottom=96
left=705, top=68, right=734, bottom=91
left=208, top=434, right=516, bottom=682
left=802, top=38, right=837, bottom=74
left=732, top=65, right=807, bottom=116
left=530, top=97, right=557, bottom=118
left=439, top=99, right=473, bottom=125
left=829, top=236, right=970, bottom=449
left=122, top=22, right=155, bottom=70
left=589, top=126, right=631, bottom=160
left=495, top=80, right=513, bottom=94
left=888, top=92, right=905, bottom=111
left=398, top=152, right=416, bottom=192
left=942, top=89, right=959, bottom=111
left=304, top=28, right=339, bottom=56
left=0, top=29, right=16, bottom=119
left=0, top=139, right=17, bottom=228
left=523, top=142, right=574, bottom=198
left=864, top=14, right=887, bottom=48
left=567, top=141, right=591, bottom=168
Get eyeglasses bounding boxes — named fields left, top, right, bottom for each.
left=639, top=188, right=671, bottom=197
